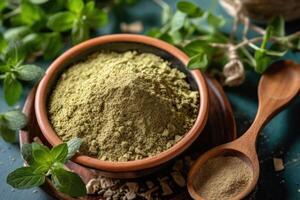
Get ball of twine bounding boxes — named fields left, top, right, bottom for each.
left=222, top=45, right=245, bottom=87
left=220, top=0, right=300, bottom=21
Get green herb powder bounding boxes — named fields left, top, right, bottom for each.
left=48, top=51, right=199, bottom=161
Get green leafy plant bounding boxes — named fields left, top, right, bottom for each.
left=0, top=0, right=130, bottom=142
left=149, top=0, right=300, bottom=86
left=7, top=138, right=86, bottom=197
left=0, top=0, right=109, bottom=61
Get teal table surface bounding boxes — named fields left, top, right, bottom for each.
left=0, top=0, right=299, bottom=199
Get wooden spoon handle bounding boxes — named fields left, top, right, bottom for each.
left=241, top=61, right=300, bottom=143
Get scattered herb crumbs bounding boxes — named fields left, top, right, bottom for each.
left=273, top=157, right=285, bottom=171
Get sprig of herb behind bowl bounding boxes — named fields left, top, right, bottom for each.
left=148, top=0, right=300, bottom=86
left=7, top=138, right=87, bottom=197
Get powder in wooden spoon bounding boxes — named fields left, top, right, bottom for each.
left=195, top=156, right=252, bottom=200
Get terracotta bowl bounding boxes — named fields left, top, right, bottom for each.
left=35, top=34, right=209, bottom=174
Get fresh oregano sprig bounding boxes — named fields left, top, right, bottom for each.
left=47, top=0, right=108, bottom=44
left=0, top=0, right=137, bottom=142
left=0, top=42, right=44, bottom=105
left=0, top=110, right=27, bottom=142
left=0, top=0, right=109, bottom=60
left=149, top=0, right=300, bottom=86
left=7, top=138, right=86, bottom=197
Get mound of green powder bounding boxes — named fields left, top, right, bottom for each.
left=48, top=51, right=199, bottom=161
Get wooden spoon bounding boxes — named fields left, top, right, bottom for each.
left=187, top=60, right=300, bottom=200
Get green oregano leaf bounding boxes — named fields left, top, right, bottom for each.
left=187, top=53, right=208, bottom=71
left=68, top=0, right=84, bottom=14
left=4, top=26, right=31, bottom=41
left=17, top=1, right=45, bottom=26
left=15, top=64, right=45, bottom=81
left=147, top=28, right=161, bottom=38
left=177, top=1, right=203, bottom=18
left=7, top=167, right=45, bottom=189
left=42, top=32, right=63, bottom=60
left=32, top=143, right=52, bottom=164
left=269, top=16, right=285, bottom=37
left=21, top=143, right=33, bottom=162
left=85, top=7, right=108, bottom=28
left=206, top=12, right=225, bottom=28
left=2, top=110, right=28, bottom=130
left=168, top=30, right=183, bottom=44
left=4, top=42, right=25, bottom=68
left=22, top=33, right=41, bottom=50
left=0, top=1, right=7, bottom=12
left=159, top=33, right=174, bottom=44
left=29, top=0, right=49, bottom=4
left=65, top=138, right=82, bottom=161
left=170, top=11, right=186, bottom=32
left=0, top=33, right=8, bottom=53
left=71, top=19, right=89, bottom=44
left=159, top=0, right=172, bottom=24
left=51, top=167, right=86, bottom=197
left=254, top=49, right=272, bottom=73
left=3, top=75, right=23, bottom=106
left=50, top=143, right=68, bottom=163
left=0, top=125, right=16, bottom=143
left=184, top=40, right=211, bottom=56
left=47, top=12, right=76, bottom=32
left=0, top=62, right=10, bottom=73
left=33, top=164, right=50, bottom=174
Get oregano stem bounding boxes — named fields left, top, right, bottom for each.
left=3, top=7, right=21, bottom=19
left=153, top=0, right=167, bottom=8
left=240, top=46, right=256, bottom=67
left=249, top=24, right=266, bottom=35
left=234, top=37, right=263, bottom=50
left=285, top=31, right=300, bottom=41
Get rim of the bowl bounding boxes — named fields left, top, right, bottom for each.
left=35, top=34, right=209, bottom=172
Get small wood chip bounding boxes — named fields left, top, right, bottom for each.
left=146, top=181, right=154, bottom=189
left=171, top=171, right=186, bottom=187
left=125, top=191, right=136, bottom=200
left=172, top=160, right=184, bottom=171
left=140, top=186, right=159, bottom=200
left=273, top=158, right=285, bottom=171
left=160, top=180, right=173, bottom=196
left=86, top=178, right=101, bottom=194
left=158, top=176, right=169, bottom=182
left=120, top=21, right=143, bottom=33
left=103, top=189, right=114, bottom=198
left=126, top=182, right=139, bottom=193
left=100, top=177, right=115, bottom=188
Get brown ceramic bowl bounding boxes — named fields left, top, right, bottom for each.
left=35, top=34, right=209, bottom=174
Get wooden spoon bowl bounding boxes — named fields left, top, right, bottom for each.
left=188, top=60, right=300, bottom=200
